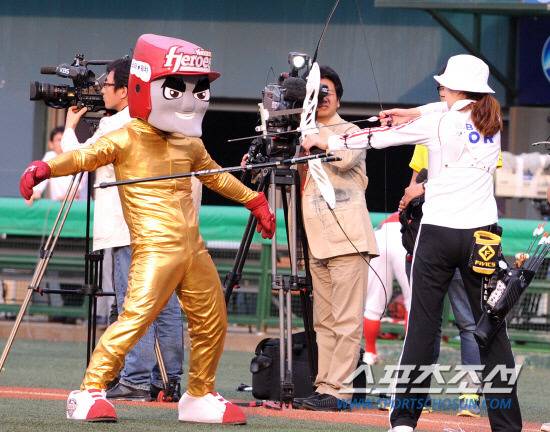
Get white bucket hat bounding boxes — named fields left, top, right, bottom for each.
left=434, top=54, right=494, bottom=94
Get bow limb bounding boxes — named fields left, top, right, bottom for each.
left=301, top=62, right=336, bottom=209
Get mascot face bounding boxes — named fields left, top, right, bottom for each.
left=128, top=34, right=220, bottom=136
left=148, top=75, right=210, bottom=136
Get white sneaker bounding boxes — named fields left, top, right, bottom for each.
left=388, top=426, right=414, bottom=432
left=541, top=422, right=550, bottom=432
left=178, top=391, right=246, bottom=424
left=362, top=351, right=379, bottom=365
left=66, top=389, right=117, bottom=422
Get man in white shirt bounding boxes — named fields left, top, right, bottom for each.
left=61, top=57, right=189, bottom=402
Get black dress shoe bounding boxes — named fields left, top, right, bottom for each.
left=106, top=382, right=151, bottom=401
left=293, top=392, right=320, bottom=408
left=302, top=393, right=351, bottom=411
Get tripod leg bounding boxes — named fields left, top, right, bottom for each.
left=278, top=168, right=317, bottom=399
left=223, top=174, right=270, bottom=305
left=0, top=289, right=33, bottom=371
left=153, top=337, right=180, bottom=402
left=86, top=249, right=104, bottom=365
left=154, top=338, right=169, bottom=388
left=293, top=170, right=317, bottom=380
left=271, top=171, right=295, bottom=404
left=287, top=180, right=298, bottom=385
left=0, top=174, right=83, bottom=372
left=86, top=296, right=93, bottom=365
left=36, top=173, right=84, bottom=271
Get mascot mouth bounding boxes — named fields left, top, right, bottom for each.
left=175, top=112, right=195, bottom=120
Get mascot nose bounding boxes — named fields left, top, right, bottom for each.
left=179, top=94, right=196, bottom=113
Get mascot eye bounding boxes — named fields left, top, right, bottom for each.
left=163, top=87, right=184, bottom=100
left=194, top=89, right=210, bottom=102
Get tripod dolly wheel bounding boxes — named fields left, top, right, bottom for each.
left=156, top=390, right=166, bottom=402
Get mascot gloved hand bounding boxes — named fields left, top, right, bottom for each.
left=19, top=161, right=51, bottom=199
left=245, top=192, right=275, bottom=239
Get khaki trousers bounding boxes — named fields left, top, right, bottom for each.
left=309, top=253, right=369, bottom=400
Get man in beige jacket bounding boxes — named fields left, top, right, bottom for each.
left=299, top=66, right=378, bottom=411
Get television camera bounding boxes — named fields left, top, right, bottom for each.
left=30, top=54, right=114, bottom=112
left=247, top=52, right=328, bottom=162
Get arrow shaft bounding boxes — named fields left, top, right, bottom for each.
left=96, top=154, right=341, bottom=189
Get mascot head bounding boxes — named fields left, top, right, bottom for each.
left=129, top=34, right=220, bottom=136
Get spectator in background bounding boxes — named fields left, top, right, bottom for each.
left=25, top=126, right=87, bottom=205
left=363, top=212, right=411, bottom=366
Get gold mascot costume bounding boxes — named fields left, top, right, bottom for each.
left=20, top=34, right=275, bottom=424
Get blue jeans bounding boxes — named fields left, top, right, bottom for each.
left=447, top=269, right=481, bottom=368
left=112, top=246, right=184, bottom=390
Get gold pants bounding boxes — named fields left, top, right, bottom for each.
left=82, top=246, right=227, bottom=396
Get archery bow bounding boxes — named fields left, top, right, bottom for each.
left=300, top=62, right=337, bottom=209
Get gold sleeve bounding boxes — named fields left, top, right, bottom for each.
left=48, top=136, right=119, bottom=177
left=191, top=138, right=258, bottom=204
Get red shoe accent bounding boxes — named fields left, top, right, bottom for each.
left=221, top=402, right=246, bottom=425
left=86, top=399, right=117, bottom=422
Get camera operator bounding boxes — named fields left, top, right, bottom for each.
left=61, top=57, right=193, bottom=402
left=241, top=67, right=377, bottom=410
left=296, top=66, right=378, bottom=411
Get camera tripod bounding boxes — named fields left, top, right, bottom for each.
left=0, top=171, right=114, bottom=371
left=224, top=161, right=318, bottom=406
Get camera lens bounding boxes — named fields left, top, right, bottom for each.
left=29, top=81, right=40, bottom=100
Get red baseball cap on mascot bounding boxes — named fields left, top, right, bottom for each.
left=129, top=34, right=221, bottom=120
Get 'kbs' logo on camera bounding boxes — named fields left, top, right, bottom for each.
left=163, top=46, right=212, bottom=74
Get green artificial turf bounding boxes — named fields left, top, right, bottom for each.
left=0, top=399, right=386, bottom=432
left=0, top=338, right=549, bottom=431
left=0, top=339, right=388, bottom=432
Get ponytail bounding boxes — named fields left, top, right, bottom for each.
left=463, top=93, right=502, bottom=137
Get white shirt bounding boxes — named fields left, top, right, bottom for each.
left=34, top=151, right=87, bottom=201
left=61, top=108, right=132, bottom=251
left=328, top=99, right=500, bottom=229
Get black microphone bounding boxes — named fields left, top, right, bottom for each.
left=40, top=66, right=58, bottom=75
left=282, top=77, right=306, bottom=102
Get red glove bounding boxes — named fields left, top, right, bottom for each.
left=20, top=161, right=51, bottom=200
left=245, top=192, right=275, bottom=239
